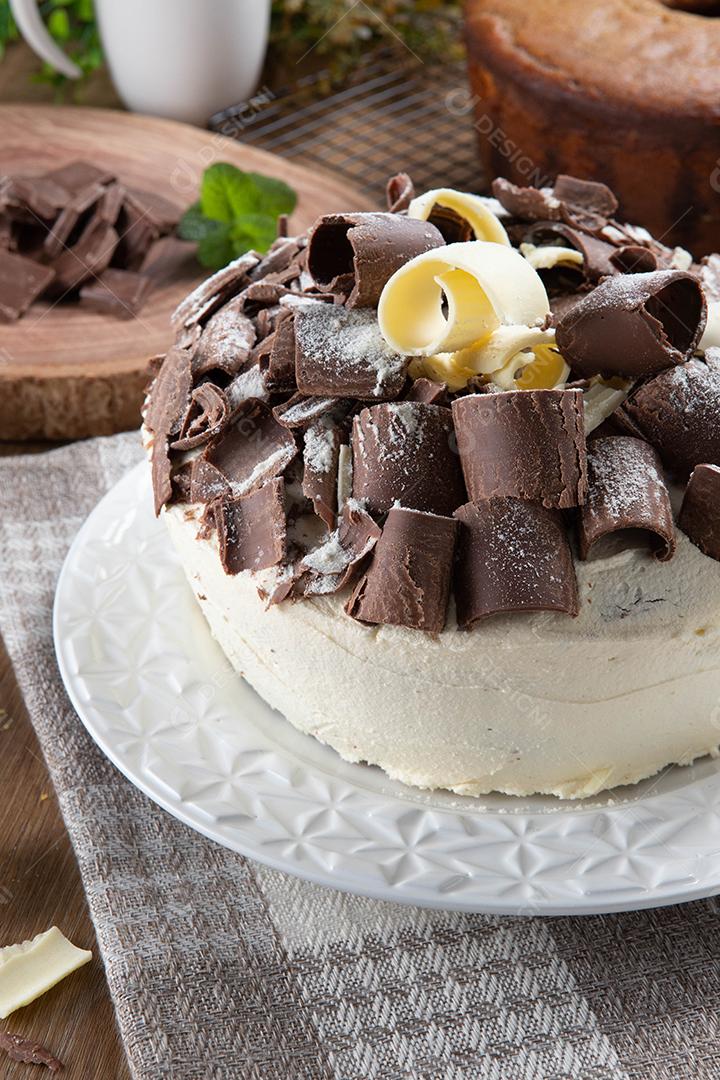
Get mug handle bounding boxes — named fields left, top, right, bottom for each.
left=9, top=0, right=82, bottom=78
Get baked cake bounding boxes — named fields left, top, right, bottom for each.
left=465, top=0, right=720, bottom=253
left=144, top=173, right=720, bottom=799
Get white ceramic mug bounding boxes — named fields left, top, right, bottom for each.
left=10, top=0, right=271, bottom=126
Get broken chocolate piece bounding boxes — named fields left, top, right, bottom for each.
left=352, top=401, right=466, bottom=516
left=192, top=295, right=256, bottom=378
left=307, top=212, right=443, bottom=307
left=299, top=500, right=381, bottom=595
left=553, top=174, right=618, bottom=219
left=451, top=390, right=587, bottom=510
left=679, top=464, right=720, bottom=561
left=491, top=178, right=562, bottom=222
left=386, top=172, right=415, bottom=214
left=172, top=383, right=230, bottom=450
left=556, top=271, right=706, bottom=379
left=48, top=218, right=118, bottom=295
left=45, top=159, right=113, bottom=195
left=0, top=248, right=55, bottom=321
left=79, top=268, right=152, bottom=318
left=171, top=251, right=259, bottom=331
left=454, top=498, right=578, bottom=628
left=204, top=399, right=297, bottom=496
left=302, top=420, right=342, bottom=528
left=2, top=175, right=68, bottom=220
left=295, top=305, right=408, bottom=399
left=190, top=457, right=231, bottom=504
left=405, top=378, right=449, bottom=406
left=42, top=181, right=105, bottom=259
left=579, top=436, right=676, bottom=561
left=0, top=1030, right=63, bottom=1072
left=347, top=506, right=457, bottom=633
left=615, top=351, right=720, bottom=476
left=216, top=478, right=286, bottom=574
left=125, top=186, right=180, bottom=233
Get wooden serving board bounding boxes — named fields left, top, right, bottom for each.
left=0, top=106, right=370, bottom=441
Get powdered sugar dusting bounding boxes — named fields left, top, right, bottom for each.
left=295, top=305, right=406, bottom=397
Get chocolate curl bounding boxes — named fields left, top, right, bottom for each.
left=171, top=251, right=259, bottom=331
left=347, top=507, right=457, bottom=633
left=553, top=174, right=618, bottom=219
left=451, top=390, right=587, bottom=510
left=609, top=246, right=658, bottom=274
left=405, top=378, right=449, bottom=406
left=190, top=457, right=231, bottom=505
left=556, top=271, right=707, bottom=379
left=299, top=501, right=381, bottom=596
left=264, top=313, right=297, bottom=391
left=579, top=437, right=676, bottom=561
left=273, top=393, right=343, bottom=430
left=454, top=499, right=578, bottom=629
left=352, top=402, right=466, bottom=516
left=307, top=212, right=444, bottom=307
left=216, top=478, right=287, bottom=574
left=172, top=383, right=230, bottom=451
left=191, top=295, right=256, bottom=378
left=679, top=464, right=720, bottom=561
left=146, top=347, right=193, bottom=515
left=523, top=221, right=617, bottom=283
left=302, top=421, right=342, bottom=528
left=616, top=352, right=720, bottom=476
left=204, top=400, right=297, bottom=496
left=386, top=172, right=415, bottom=214
left=492, top=178, right=562, bottom=222
left=295, top=305, right=408, bottom=399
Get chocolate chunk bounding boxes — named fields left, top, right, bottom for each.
left=48, top=218, right=118, bottom=294
left=171, top=251, right=259, bottom=331
left=307, top=212, right=444, bottom=307
left=125, top=186, right=180, bottom=232
left=302, top=420, right=342, bottom=528
left=265, top=312, right=297, bottom=390
left=491, top=178, right=562, bottom=222
left=556, top=271, right=707, bottom=378
left=523, top=221, right=616, bottom=283
left=579, top=436, right=676, bottom=561
left=42, top=181, right=105, bottom=259
left=95, top=181, right=125, bottom=225
left=347, top=507, right=457, bottom=633
left=553, top=174, right=618, bottom=218
left=295, top=305, right=408, bottom=399
left=454, top=499, right=578, bottom=628
left=616, top=352, right=720, bottom=476
left=386, top=172, right=415, bottom=214
left=273, top=393, right=343, bottom=429
left=0, top=1030, right=63, bottom=1072
left=679, top=464, right=720, bottom=561
left=79, top=268, right=152, bottom=318
left=2, top=175, right=69, bottom=220
left=190, top=457, right=231, bottom=505
left=405, top=377, right=449, bottom=406
left=0, top=248, right=55, bottom=320
left=45, top=159, right=114, bottom=194
left=451, top=390, right=587, bottom=510
left=352, top=401, right=466, bottom=516
left=204, top=399, right=297, bottom=496
left=192, top=295, right=256, bottom=378
left=172, top=383, right=230, bottom=450
left=216, top=478, right=286, bottom=574
left=609, top=245, right=658, bottom=274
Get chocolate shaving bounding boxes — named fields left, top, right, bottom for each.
left=216, top=478, right=286, bottom=574
left=307, top=212, right=444, bottom=307
left=248, top=237, right=303, bottom=282
left=556, top=271, right=706, bottom=378
left=523, top=221, right=616, bottom=283
left=265, top=312, right=297, bottom=391
left=299, top=500, right=381, bottom=596
left=302, top=421, right=342, bottom=528
left=146, top=347, right=193, bottom=515
left=225, top=365, right=270, bottom=409
left=0, top=249, right=55, bottom=321
left=454, top=499, right=578, bottom=628
left=491, top=178, right=562, bottom=222
left=553, top=174, right=618, bottom=218
left=610, top=245, right=658, bottom=274
left=352, top=402, right=466, bottom=516
left=405, top=378, right=449, bottom=406
left=204, top=399, right=297, bottom=496
left=0, top=1030, right=63, bottom=1072
left=172, top=383, right=230, bottom=450
left=451, top=390, right=587, bottom=510
left=679, top=463, right=720, bottom=561
left=578, top=436, right=676, bottom=561
left=79, top=268, right=152, bottom=318
left=273, top=393, right=343, bottom=429
left=386, top=172, right=415, bottom=214
left=190, top=457, right=231, bottom=505
left=191, top=296, right=256, bottom=378
left=295, top=305, right=408, bottom=399
left=347, top=507, right=457, bottom=633
left=171, top=251, right=259, bottom=331
left=615, top=351, right=720, bottom=476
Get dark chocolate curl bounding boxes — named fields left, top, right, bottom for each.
left=191, top=295, right=256, bottom=377
left=454, top=499, right=578, bottom=629
left=216, top=478, right=287, bottom=574
left=204, top=400, right=297, bottom=496
left=307, top=212, right=444, bottom=307
left=556, top=271, right=707, bottom=379
left=352, top=402, right=466, bottom=516
left=302, top=421, right=342, bottom=528
left=347, top=507, right=457, bottom=633
left=172, top=383, right=230, bottom=451
left=451, top=390, right=587, bottom=510
left=171, top=251, right=259, bottom=331
left=405, top=378, right=449, bottom=406
left=386, top=172, right=415, bottom=214
left=615, top=352, right=720, bottom=476
left=579, top=437, right=676, bottom=562
left=679, top=464, right=720, bottom=561
left=295, top=305, right=408, bottom=399
left=492, top=178, right=562, bottom=222
left=523, top=221, right=616, bottom=283
left=553, top=175, right=618, bottom=218
left=300, top=501, right=382, bottom=595
left=610, top=246, right=658, bottom=274
left=146, top=346, right=193, bottom=515
left=265, top=312, right=297, bottom=391
left=273, top=393, right=343, bottom=429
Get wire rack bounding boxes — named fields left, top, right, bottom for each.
left=210, top=50, right=484, bottom=204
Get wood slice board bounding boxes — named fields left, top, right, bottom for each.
left=0, top=106, right=371, bottom=441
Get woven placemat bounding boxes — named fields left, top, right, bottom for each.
left=210, top=51, right=482, bottom=204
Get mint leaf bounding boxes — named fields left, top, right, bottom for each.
left=178, top=202, right=219, bottom=242
left=197, top=223, right=234, bottom=269
left=230, top=213, right=281, bottom=255
left=243, top=172, right=297, bottom=218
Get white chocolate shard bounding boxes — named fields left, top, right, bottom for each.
left=0, top=927, right=92, bottom=1019
left=583, top=376, right=633, bottom=434
left=408, top=188, right=510, bottom=246
left=520, top=242, right=584, bottom=271
left=378, top=241, right=550, bottom=356
left=336, top=444, right=353, bottom=511
left=700, top=300, right=720, bottom=352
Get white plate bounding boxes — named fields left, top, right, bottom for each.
left=54, top=463, right=720, bottom=915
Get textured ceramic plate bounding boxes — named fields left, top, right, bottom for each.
left=54, top=463, right=720, bottom=915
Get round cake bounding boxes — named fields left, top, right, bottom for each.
left=144, top=173, right=720, bottom=799
left=464, top=0, right=720, bottom=253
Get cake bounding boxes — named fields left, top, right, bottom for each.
left=464, top=0, right=720, bottom=253
left=144, top=173, right=720, bottom=799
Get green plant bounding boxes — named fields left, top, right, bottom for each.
left=0, top=0, right=101, bottom=88
left=178, top=162, right=297, bottom=270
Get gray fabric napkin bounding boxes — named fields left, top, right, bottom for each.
left=1, top=431, right=719, bottom=1080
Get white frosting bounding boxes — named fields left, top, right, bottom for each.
left=164, top=502, right=720, bottom=800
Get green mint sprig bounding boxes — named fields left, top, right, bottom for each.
left=178, top=162, right=297, bottom=270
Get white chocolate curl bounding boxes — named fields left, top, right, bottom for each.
left=408, top=188, right=510, bottom=246
left=700, top=300, right=720, bottom=352
left=378, top=241, right=550, bottom=356
left=583, top=376, right=633, bottom=434
left=519, top=242, right=584, bottom=271
left=409, top=326, right=569, bottom=392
